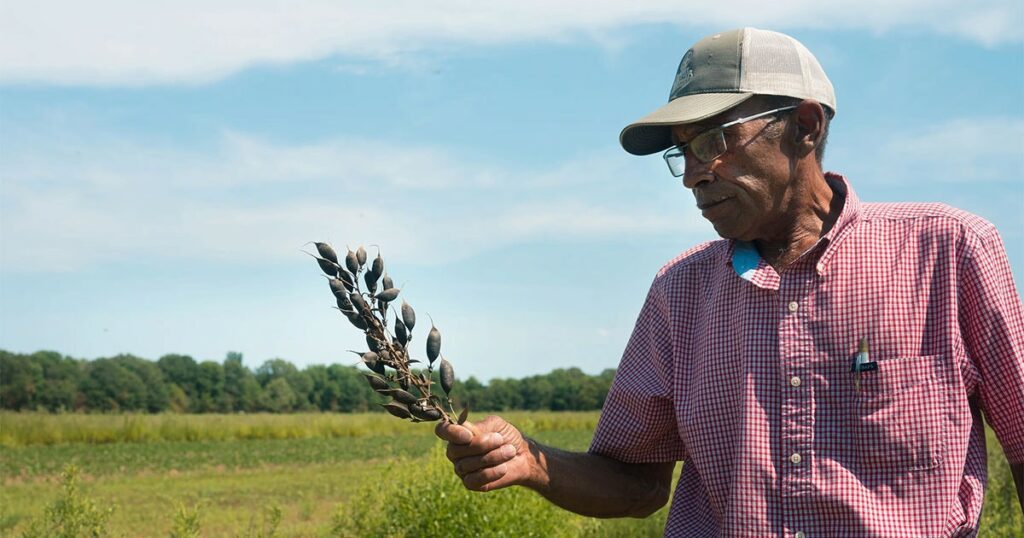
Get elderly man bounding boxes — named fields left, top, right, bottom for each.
left=436, top=28, right=1024, bottom=536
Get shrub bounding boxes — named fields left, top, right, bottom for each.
left=21, top=464, right=114, bottom=538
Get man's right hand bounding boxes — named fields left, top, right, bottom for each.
left=435, top=415, right=539, bottom=492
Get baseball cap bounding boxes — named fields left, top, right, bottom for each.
left=619, top=28, right=837, bottom=156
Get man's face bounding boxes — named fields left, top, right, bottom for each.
left=670, top=102, right=793, bottom=242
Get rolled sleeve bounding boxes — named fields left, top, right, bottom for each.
left=589, top=275, right=686, bottom=463
left=959, top=225, right=1024, bottom=464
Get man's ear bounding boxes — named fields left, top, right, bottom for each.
left=792, top=100, right=826, bottom=157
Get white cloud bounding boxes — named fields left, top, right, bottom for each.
left=0, top=129, right=694, bottom=271
left=872, top=118, right=1024, bottom=184
left=1, top=1, right=1020, bottom=86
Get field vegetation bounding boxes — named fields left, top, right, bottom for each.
left=2, top=411, right=1021, bottom=536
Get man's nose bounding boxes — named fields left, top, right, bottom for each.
left=681, top=157, right=719, bottom=189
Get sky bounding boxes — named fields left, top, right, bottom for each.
left=1, top=1, right=1022, bottom=381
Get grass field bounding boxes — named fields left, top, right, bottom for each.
left=1, top=412, right=1020, bottom=536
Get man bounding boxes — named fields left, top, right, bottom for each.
left=436, top=28, right=1024, bottom=536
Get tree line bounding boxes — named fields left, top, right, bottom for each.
left=0, top=349, right=616, bottom=414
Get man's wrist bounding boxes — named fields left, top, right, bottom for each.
left=522, top=436, right=551, bottom=492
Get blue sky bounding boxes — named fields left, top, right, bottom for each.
left=1, top=2, right=1022, bottom=380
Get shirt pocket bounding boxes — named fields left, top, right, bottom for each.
left=850, top=354, right=949, bottom=472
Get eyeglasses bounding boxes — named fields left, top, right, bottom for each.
left=662, top=106, right=797, bottom=178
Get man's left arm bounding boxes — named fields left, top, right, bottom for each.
left=957, top=224, right=1024, bottom=513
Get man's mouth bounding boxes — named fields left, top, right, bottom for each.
left=696, top=196, right=732, bottom=210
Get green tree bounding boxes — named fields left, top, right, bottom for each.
left=79, top=358, right=146, bottom=411
left=260, top=377, right=297, bottom=412
left=0, top=350, right=43, bottom=410
left=31, top=351, right=81, bottom=411
left=113, top=354, right=169, bottom=412
left=193, top=361, right=224, bottom=413
left=157, top=354, right=200, bottom=402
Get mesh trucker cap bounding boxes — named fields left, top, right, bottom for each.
left=619, top=28, right=836, bottom=156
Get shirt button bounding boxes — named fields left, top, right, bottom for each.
left=795, top=532, right=805, bottom=538
left=789, top=376, right=801, bottom=387
left=787, top=301, right=799, bottom=312
left=790, top=453, right=802, bottom=464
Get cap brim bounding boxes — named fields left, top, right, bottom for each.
left=619, top=93, right=754, bottom=155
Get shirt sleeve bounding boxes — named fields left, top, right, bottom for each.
left=958, top=224, right=1024, bottom=464
left=589, top=274, right=686, bottom=463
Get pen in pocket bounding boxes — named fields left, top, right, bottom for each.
left=851, top=337, right=878, bottom=391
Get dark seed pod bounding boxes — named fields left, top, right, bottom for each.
left=364, top=374, right=389, bottom=392
left=315, top=242, right=338, bottom=264
left=371, top=253, right=384, bottom=280
left=350, top=292, right=370, bottom=316
left=398, top=374, right=409, bottom=391
left=382, top=274, right=394, bottom=290
left=387, top=389, right=418, bottom=406
left=364, top=270, right=378, bottom=294
left=410, top=403, right=442, bottom=421
left=457, top=406, right=469, bottom=425
left=345, top=310, right=368, bottom=330
left=366, top=334, right=380, bottom=353
left=362, top=352, right=385, bottom=375
left=357, top=246, right=368, bottom=267
left=376, top=288, right=400, bottom=303
left=338, top=270, right=355, bottom=292
left=426, top=325, right=441, bottom=363
left=401, top=301, right=416, bottom=331
left=439, top=358, right=454, bottom=395
left=394, top=318, right=408, bottom=346
left=381, top=402, right=412, bottom=419
left=328, top=278, right=348, bottom=296
left=345, top=249, right=359, bottom=274
left=315, top=257, right=338, bottom=277
left=336, top=296, right=353, bottom=313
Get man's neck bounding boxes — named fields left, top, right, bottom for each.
left=755, top=172, right=842, bottom=270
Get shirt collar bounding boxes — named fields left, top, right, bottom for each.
left=728, top=172, right=861, bottom=285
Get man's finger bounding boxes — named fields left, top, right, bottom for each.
left=435, top=420, right=474, bottom=445
left=447, top=431, right=505, bottom=461
left=454, top=443, right=517, bottom=476
left=462, top=463, right=509, bottom=491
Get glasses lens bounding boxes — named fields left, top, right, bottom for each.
left=690, top=130, right=727, bottom=162
left=663, top=146, right=686, bottom=177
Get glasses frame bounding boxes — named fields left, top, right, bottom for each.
left=663, top=105, right=798, bottom=178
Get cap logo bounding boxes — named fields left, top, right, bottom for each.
left=670, top=49, right=694, bottom=100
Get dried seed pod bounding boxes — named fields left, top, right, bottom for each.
left=398, top=374, right=409, bottom=391
left=315, top=242, right=338, bottom=264
left=376, top=288, right=400, bottom=303
left=381, top=402, right=412, bottom=419
left=457, top=406, right=469, bottom=425
left=366, top=334, right=380, bottom=353
left=345, top=310, right=368, bottom=330
left=336, top=294, right=353, bottom=312
left=350, top=292, right=371, bottom=316
left=338, top=270, right=355, bottom=291
left=364, top=270, right=378, bottom=294
left=382, top=274, right=394, bottom=290
left=439, top=358, right=454, bottom=395
left=364, top=374, right=389, bottom=392
left=371, top=253, right=384, bottom=279
left=387, top=389, right=418, bottom=406
left=315, top=257, right=338, bottom=277
left=357, top=245, right=368, bottom=266
left=410, top=403, right=442, bottom=421
left=328, top=278, right=348, bottom=297
left=394, top=318, right=408, bottom=346
left=401, top=301, right=416, bottom=331
left=362, top=352, right=385, bottom=375
left=426, top=325, right=441, bottom=363
left=345, top=249, right=360, bottom=274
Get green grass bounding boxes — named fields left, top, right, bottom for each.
left=0, top=412, right=1020, bottom=536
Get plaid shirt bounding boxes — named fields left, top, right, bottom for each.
left=589, top=173, right=1024, bottom=537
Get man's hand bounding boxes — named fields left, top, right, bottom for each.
left=435, top=415, right=536, bottom=492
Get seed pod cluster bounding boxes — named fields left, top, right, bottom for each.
left=307, top=241, right=464, bottom=424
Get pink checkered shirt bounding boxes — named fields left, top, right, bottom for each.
left=589, top=173, right=1024, bottom=537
